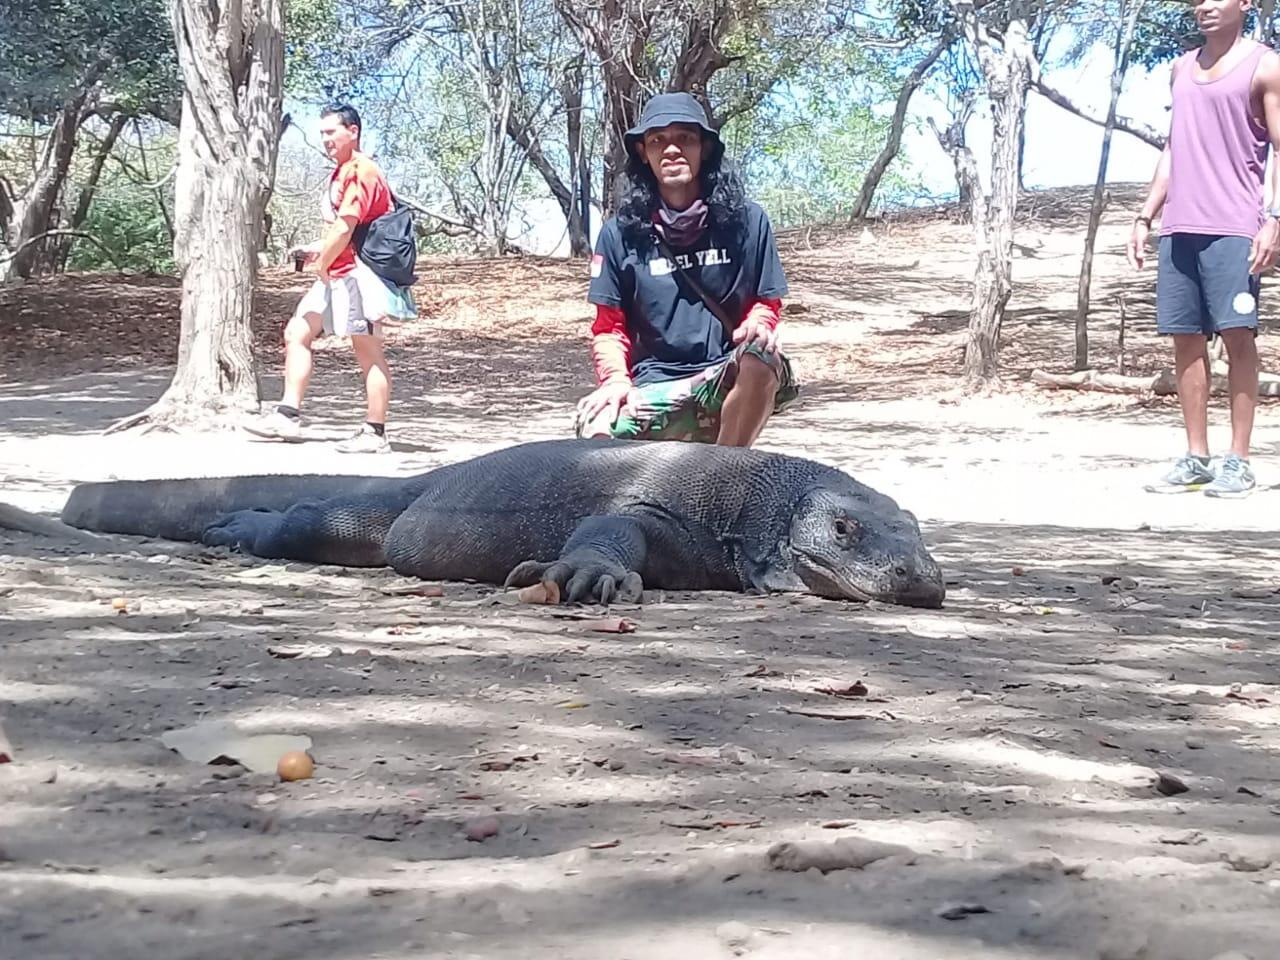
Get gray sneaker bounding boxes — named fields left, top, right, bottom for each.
left=243, top=409, right=303, bottom=442
left=335, top=424, right=391, bottom=454
left=1144, top=453, right=1215, bottom=494
left=1203, top=454, right=1256, bottom=499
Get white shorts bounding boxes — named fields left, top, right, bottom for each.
left=294, top=259, right=417, bottom=337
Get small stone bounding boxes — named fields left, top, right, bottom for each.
left=1102, top=575, right=1139, bottom=590
left=210, top=764, right=247, bottom=780
left=256, top=792, right=279, bottom=806
left=1185, top=737, right=1206, bottom=750
left=1155, top=772, right=1189, bottom=796
left=1222, top=852, right=1271, bottom=873
left=1208, top=952, right=1254, bottom=960
left=463, top=816, right=501, bottom=842
left=308, top=868, right=339, bottom=885
left=715, top=921, right=753, bottom=949
left=935, top=901, right=990, bottom=920
left=1158, top=830, right=1203, bottom=846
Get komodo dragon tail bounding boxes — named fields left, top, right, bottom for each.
left=60, top=474, right=408, bottom=543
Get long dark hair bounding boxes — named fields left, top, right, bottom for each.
left=615, top=134, right=748, bottom=248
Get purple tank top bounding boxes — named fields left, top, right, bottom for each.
left=1161, top=42, right=1270, bottom=239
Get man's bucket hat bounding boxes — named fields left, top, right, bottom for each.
left=624, top=92, right=723, bottom=162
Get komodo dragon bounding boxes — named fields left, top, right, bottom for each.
left=57, top=438, right=946, bottom=608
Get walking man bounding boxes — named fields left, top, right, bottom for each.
left=246, top=104, right=416, bottom=454
left=1128, top=0, right=1280, bottom=497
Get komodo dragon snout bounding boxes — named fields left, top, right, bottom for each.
left=784, top=485, right=945, bottom=609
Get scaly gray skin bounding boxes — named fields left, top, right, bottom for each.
left=60, top=438, right=946, bottom=608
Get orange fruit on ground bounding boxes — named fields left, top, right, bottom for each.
left=277, top=750, right=315, bottom=782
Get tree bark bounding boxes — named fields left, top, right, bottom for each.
left=952, top=0, right=1038, bottom=387
left=5, top=88, right=95, bottom=282
left=563, top=54, right=590, bottom=256
left=852, top=32, right=952, bottom=222
left=115, top=0, right=283, bottom=433
left=1255, top=0, right=1277, bottom=44
left=1074, top=0, right=1144, bottom=371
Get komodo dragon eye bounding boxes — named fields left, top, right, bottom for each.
left=833, top=517, right=860, bottom=539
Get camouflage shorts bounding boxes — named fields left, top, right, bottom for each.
left=574, top=342, right=800, bottom=443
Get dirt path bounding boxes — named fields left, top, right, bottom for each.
left=2, top=186, right=1278, bottom=959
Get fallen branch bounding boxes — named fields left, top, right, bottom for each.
left=1030, top=368, right=1280, bottom=398
left=767, top=837, right=917, bottom=874
left=0, top=229, right=129, bottom=273
left=780, top=705, right=898, bottom=721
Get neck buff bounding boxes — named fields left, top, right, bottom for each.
left=653, top=197, right=709, bottom=248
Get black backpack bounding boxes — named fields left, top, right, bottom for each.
left=352, top=192, right=418, bottom=287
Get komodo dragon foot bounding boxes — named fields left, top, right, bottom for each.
left=504, top=553, right=645, bottom=605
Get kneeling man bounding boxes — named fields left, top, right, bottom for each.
left=575, top=92, right=799, bottom=446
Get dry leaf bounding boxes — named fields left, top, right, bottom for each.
left=267, top=643, right=337, bottom=660
left=583, top=618, right=636, bottom=634
left=815, top=680, right=868, bottom=698
left=379, top=583, right=445, bottom=598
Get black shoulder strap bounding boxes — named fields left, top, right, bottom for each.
left=654, top=234, right=736, bottom=340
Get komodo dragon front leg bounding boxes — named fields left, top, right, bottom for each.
left=503, top=514, right=648, bottom=604
left=501, top=503, right=723, bottom=604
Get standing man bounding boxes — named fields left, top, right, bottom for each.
left=1128, top=0, right=1280, bottom=498
left=246, top=104, right=416, bottom=454
left=575, top=92, right=799, bottom=446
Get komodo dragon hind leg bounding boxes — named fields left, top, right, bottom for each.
left=202, top=496, right=400, bottom=567
left=504, top=514, right=647, bottom=605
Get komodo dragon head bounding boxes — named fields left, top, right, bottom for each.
left=777, top=480, right=945, bottom=609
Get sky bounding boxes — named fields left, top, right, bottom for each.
left=901, top=31, right=1174, bottom=200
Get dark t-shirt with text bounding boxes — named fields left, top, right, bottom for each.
left=587, top=200, right=788, bottom=385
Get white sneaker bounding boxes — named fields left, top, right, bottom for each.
left=335, top=424, right=390, bottom=454
left=243, top=409, right=303, bottom=442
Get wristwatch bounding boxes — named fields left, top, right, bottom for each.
left=1134, top=214, right=1153, bottom=228
left=1267, top=204, right=1280, bottom=221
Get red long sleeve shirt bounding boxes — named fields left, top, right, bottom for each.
left=590, top=298, right=783, bottom=386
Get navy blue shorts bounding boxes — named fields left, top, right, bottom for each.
left=1156, top=233, right=1260, bottom=337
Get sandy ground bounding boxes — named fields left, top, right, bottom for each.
left=1, top=185, right=1278, bottom=959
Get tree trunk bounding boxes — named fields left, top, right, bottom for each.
left=554, top=1, right=661, bottom=216
left=851, top=32, right=951, bottom=222
left=5, top=91, right=93, bottom=282
left=115, top=0, right=283, bottom=433
left=56, top=113, right=129, bottom=272
left=563, top=55, right=590, bottom=256
left=1074, top=0, right=1144, bottom=371
left=952, top=1, right=1037, bottom=387
left=1255, top=0, right=1277, bottom=43
left=928, top=97, right=977, bottom=224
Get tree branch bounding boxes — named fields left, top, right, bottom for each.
left=1033, top=77, right=1165, bottom=150
left=0, top=229, right=128, bottom=273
